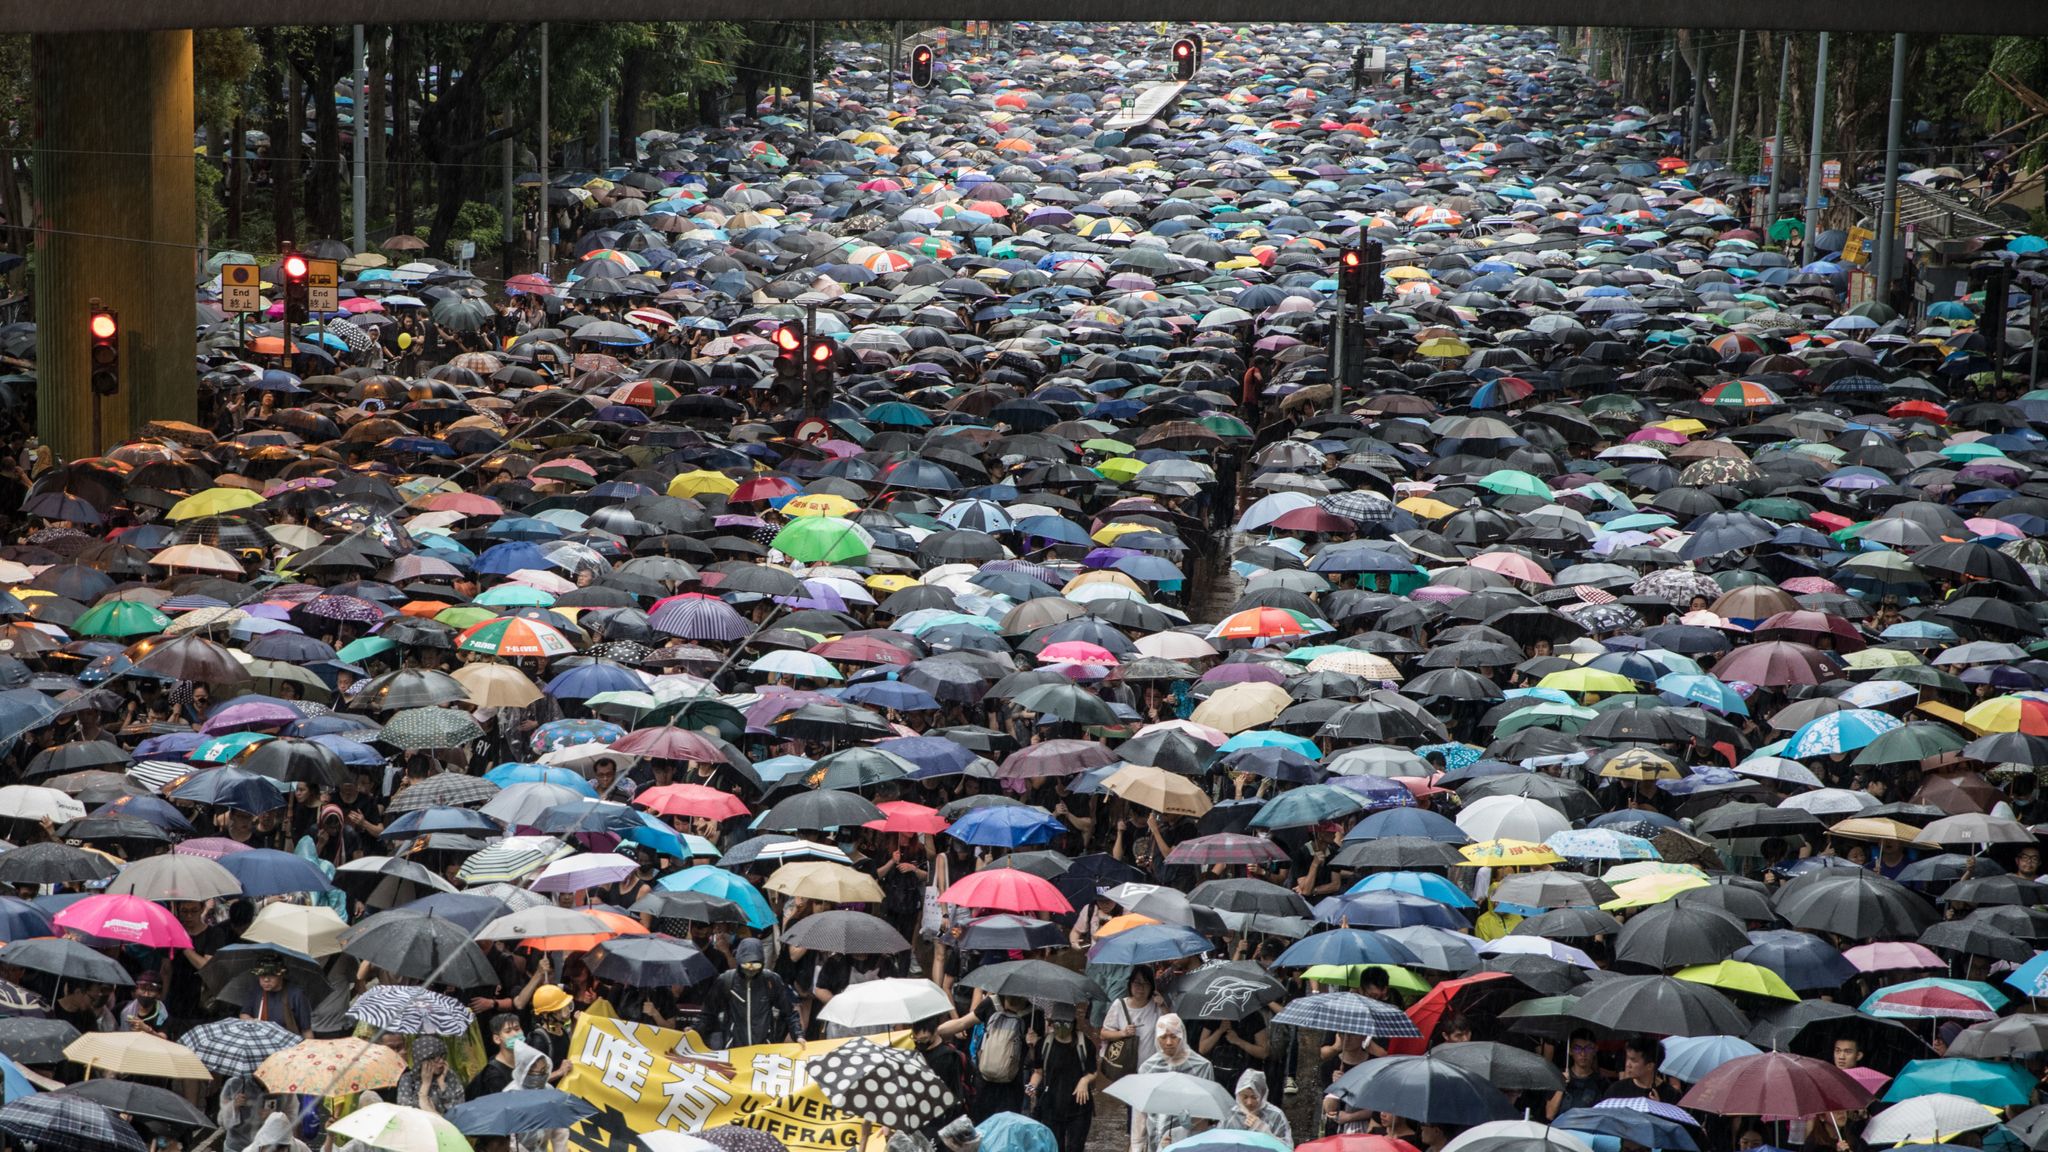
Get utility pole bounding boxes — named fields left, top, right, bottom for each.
left=1801, top=32, right=1829, bottom=258
left=1875, top=33, right=1907, bottom=296
left=352, top=25, right=367, bottom=254
left=806, top=20, right=818, bottom=134
left=1726, top=31, right=1744, bottom=153
left=537, top=22, right=549, bottom=274
left=598, top=98, right=610, bottom=170
left=1771, top=37, right=1790, bottom=232
left=501, top=99, right=515, bottom=274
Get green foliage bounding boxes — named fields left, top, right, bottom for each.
left=447, top=200, right=502, bottom=257
left=1966, top=37, right=2048, bottom=168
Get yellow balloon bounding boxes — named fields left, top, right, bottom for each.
left=396, top=332, right=413, bottom=350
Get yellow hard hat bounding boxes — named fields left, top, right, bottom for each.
left=532, top=985, right=572, bottom=1014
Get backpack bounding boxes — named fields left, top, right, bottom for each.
left=974, top=1010, right=1026, bottom=1085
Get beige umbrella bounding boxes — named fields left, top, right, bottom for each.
left=1307, top=651, right=1402, bottom=680
left=66, top=1032, right=212, bottom=1080
left=1187, top=682, right=1293, bottom=734
left=247, top=659, right=331, bottom=696
left=150, top=543, right=245, bottom=575
left=1102, top=764, right=1214, bottom=818
left=1134, top=631, right=1217, bottom=660
left=243, top=902, right=348, bottom=957
left=477, top=907, right=611, bottom=942
left=452, top=663, right=543, bottom=708
left=163, top=606, right=250, bottom=636
left=765, top=861, right=884, bottom=904
left=105, top=853, right=241, bottom=901
left=258, top=1038, right=406, bottom=1094
left=266, top=524, right=325, bottom=551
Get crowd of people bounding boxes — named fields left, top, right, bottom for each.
left=0, top=18, right=2045, bottom=1152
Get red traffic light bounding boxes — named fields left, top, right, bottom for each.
left=913, top=45, right=933, bottom=65
left=282, top=253, right=308, bottom=280
left=1341, top=250, right=1362, bottom=268
left=808, top=339, right=834, bottom=365
left=772, top=325, right=803, bottom=353
left=1173, top=41, right=1192, bottom=58
left=89, top=312, right=118, bottom=340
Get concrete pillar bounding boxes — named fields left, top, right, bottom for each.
left=32, top=30, right=196, bottom=460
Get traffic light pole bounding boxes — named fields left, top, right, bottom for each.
left=1328, top=303, right=1347, bottom=415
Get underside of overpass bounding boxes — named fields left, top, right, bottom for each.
left=10, top=6, right=2048, bottom=458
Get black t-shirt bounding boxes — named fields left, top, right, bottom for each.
left=1200, top=1011, right=1268, bottom=1087
left=1030, top=1033, right=1097, bottom=1118
left=1604, top=1076, right=1680, bottom=1104
left=468, top=1059, right=515, bottom=1099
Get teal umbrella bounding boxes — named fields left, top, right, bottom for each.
left=1247, top=784, right=1366, bottom=829
left=1881, top=1058, right=2033, bottom=1107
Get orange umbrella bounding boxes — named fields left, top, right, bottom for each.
left=1096, top=913, right=1161, bottom=938
left=520, top=908, right=648, bottom=951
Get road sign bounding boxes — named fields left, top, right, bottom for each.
left=1842, top=225, right=1876, bottom=265
left=794, top=417, right=829, bottom=444
left=220, top=263, right=262, bottom=314
left=1822, top=159, right=1841, bottom=189
left=306, top=259, right=340, bottom=313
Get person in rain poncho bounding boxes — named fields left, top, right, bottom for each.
left=250, top=1112, right=311, bottom=1152
left=506, top=1041, right=566, bottom=1152
left=1135, top=1013, right=1212, bottom=1152
left=219, top=1075, right=265, bottom=1152
left=1218, top=1070, right=1291, bottom=1146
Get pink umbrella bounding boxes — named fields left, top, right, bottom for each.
left=175, top=838, right=255, bottom=860
left=199, top=700, right=302, bottom=735
left=54, top=894, right=193, bottom=949
left=1843, top=941, right=1943, bottom=972
left=1038, top=641, right=1119, bottom=666
left=1710, top=641, right=1834, bottom=687
left=530, top=852, right=640, bottom=894
left=1627, top=427, right=1688, bottom=445
left=1471, top=552, right=1553, bottom=585
left=1410, top=585, right=1471, bottom=602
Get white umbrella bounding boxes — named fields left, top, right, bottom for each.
left=1778, top=788, right=1879, bottom=817
left=477, top=907, right=613, bottom=941
left=1730, top=756, right=1823, bottom=788
left=243, top=903, right=348, bottom=957
left=529, top=852, right=640, bottom=894
left=1859, top=1093, right=1999, bottom=1144
left=639, top=1135, right=722, bottom=1152
left=1134, top=631, right=1217, bottom=660
left=816, top=977, right=952, bottom=1027
left=1455, top=795, right=1570, bottom=842
left=480, top=782, right=586, bottom=826
left=0, top=786, right=84, bottom=823
left=329, top=1103, right=465, bottom=1152
left=1104, top=1071, right=1234, bottom=1120
left=1446, top=1122, right=1594, bottom=1152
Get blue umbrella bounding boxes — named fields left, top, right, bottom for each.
left=0, top=1051, right=35, bottom=1102
left=948, top=805, right=1066, bottom=848
left=215, top=849, right=336, bottom=897
left=1086, top=923, right=1213, bottom=965
left=1658, top=1034, right=1761, bottom=1083
left=1655, top=673, right=1750, bottom=717
left=401, top=892, right=512, bottom=931
left=542, top=662, right=645, bottom=701
left=1347, top=871, right=1479, bottom=909
left=1555, top=1107, right=1699, bottom=1151
left=1272, top=928, right=1423, bottom=969
left=657, top=865, right=774, bottom=929
left=1344, top=807, right=1469, bottom=843
left=876, top=736, right=976, bottom=777
left=0, top=897, right=52, bottom=942
left=473, top=541, right=551, bottom=576
left=1883, top=1058, right=2033, bottom=1106
left=1734, top=930, right=1858, bottom=991
left=977, top=1112, right=1057, bottom=1152
left=381, top=807, right=504, bottom=840
left=483, top=763, right=596, bottom=794
left=168, top=767, right=288, bottom=813
left=1314, top=890, right=1468, bottom=929
left=444, top=1090, right=598, bottom=1136
left=1784, top=709, right=1904, bottom=758
left=840, top=680, right=942, bottom=711
left=89, top=796, right=195, bottom=835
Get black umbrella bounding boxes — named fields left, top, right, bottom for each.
left=0, top=1096, right=146, bottom=1152
left=781, top=910, right=910, bottom=954
left=1566, top=974, right=1750, bottom=1037
left=337, top=911, right=497, bottom=987
left=0, top=1017, right=80, bottom=1064
left=52, top=1081, right=213, bottom=1130
left=805, top=1037, right=956, bottom=1131
left=958, top=959, right=1105, bottom=1003
left=0, top=843, right=119, bottom=885
left=628, top=890, right=745, bottom=925
left=1171, top=961, right=1287, bottom=1022
left=757, top=790, right=884, bottom=832
left=1773, top=868, right=1937, bottom=939
left=1613, top=904, right=1751, bottom=970
left=1746, top=999, right=1932, bottom=1075
left=1328, top=1054, right=1516, bottom=1125
left=0, top=938, right=132, bottom=985
left=352, top=668, right=469, bottom=710
left=1187, top=878, right=1314, bottom=919
left=1431, top=1040, right=1566, bottom=1092
left=587, top=935, right=718, bottom=988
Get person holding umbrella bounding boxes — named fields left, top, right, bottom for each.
left=1135, top=1014, right=1213, bottom=1152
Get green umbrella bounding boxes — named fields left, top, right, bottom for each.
left=1476, top=469, right=1554, bottom=500
left=72, top=600, right=170, bottom=638
left=1852, top=722, right=1968, bottom=767
left=771, top=517, right=872, bottom=563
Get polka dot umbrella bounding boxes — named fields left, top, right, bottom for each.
left=804, top=1037, right=956, bottom=1132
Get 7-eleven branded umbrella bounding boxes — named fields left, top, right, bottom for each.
left=455, top=616, right=578, bottom=658
left=52, top=894, right=192, bottom=948
left=1208, top=606, right=1310, bottom=640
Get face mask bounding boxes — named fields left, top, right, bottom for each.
left=741, top=963, right=763, bottom=975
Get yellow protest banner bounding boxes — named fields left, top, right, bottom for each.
left=561, top=1005, right=912, bottom=1152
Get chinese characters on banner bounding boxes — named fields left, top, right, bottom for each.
left=561, top=1004, right=912, bottom=1152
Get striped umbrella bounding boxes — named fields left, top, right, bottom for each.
left=387, top=772, right=501, bottom=813
left=455, top=617, right=578, bottom=659
left=647, top=595, right=750, bottom=641
left=181, top=1018, right=301, bottom=1075
left=347, top=986, right=474, bottom=1036
left=456, top=836, right=571, bottom=884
